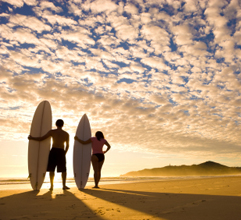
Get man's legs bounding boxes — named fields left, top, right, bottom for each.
left=62, top=172, right=70, bottom=190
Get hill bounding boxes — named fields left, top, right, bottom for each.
left=121, top=161, right=241, bottom=176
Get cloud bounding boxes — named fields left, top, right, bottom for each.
left=1, top=0, right=241, bottom=165
left=114, top=22, right=139, bottom=42
left=124, top=3, right=139, bottom=15
left=0, top=67, right=12, bottom=82
left=11, top=28, right=40, bottom=44
left=42, top=12, right=77, bottom=26
left=8, top=14, right=51, bottom=33
left=90, top=48, right=114, bottom=61
left=149, top=94, right=169, bottom=105
left=39, top=1, right=63, bottom=13
left=1, top=0, right=24, bottom=8
left=184, top=0, right=198, bottom=13
left=129, top=62, right=145, bottom=74
left=141, top=56, right=168, bottom=71
left=59, top=28, right=95, bottom=47
left=204, top=1, right=231, bottom=43
left=24, top=0, right=37, bottom=6
left=171, top=23, right=193, bottom=45
left=39, top=37, right=58, bottom=50
left=84, top=0, right=118, bottom=14
left=140, top=13, right=152, bottom=24
left=9, top=50, right=41, bottom=68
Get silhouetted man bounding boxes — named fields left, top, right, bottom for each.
left=28, top=119, right=69, bottom=190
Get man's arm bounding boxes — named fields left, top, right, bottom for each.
left=65, top=134, right=69, bottom=154
left=28, top=130, right=52, bottom=141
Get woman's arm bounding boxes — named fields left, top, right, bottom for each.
left=28, top=130, right=52, bottom=141
left=103, top=141, right=111, bottom=154
left=74, top=136, right=91, bottom=145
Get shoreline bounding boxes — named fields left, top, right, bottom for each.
left=1, top=174, right=240, bottom=191
left=1, top=176, right=241, bottom=219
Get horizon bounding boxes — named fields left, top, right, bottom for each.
left=1, top=160, right=241, bottom=180
left=1, top=0, right=241, bottom=178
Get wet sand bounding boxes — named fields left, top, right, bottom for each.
left=1, top=176, right=241, bottom=219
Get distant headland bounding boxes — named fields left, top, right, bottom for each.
left=121, top=161, right=241, bottom=176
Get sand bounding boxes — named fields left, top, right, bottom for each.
left=1, top=176, right=241, bottom=220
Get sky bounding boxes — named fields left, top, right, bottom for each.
left=1, top=0, right=241, bottom=178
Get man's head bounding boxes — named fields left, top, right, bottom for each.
left=56, top=119, right=64, bottom=127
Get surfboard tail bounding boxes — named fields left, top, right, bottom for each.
left=35, top=182, right=38, bottom=190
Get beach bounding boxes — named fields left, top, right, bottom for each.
left=1, top=176, right=241, bottom=220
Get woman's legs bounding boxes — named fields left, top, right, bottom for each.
left=91, top=155, right=104, bottom=188
left=49, top=172, right=54, bottom=190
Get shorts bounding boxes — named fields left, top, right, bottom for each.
left=93, top=153, right=105, bottom=162
left=47, top=148, right=66, bottom=172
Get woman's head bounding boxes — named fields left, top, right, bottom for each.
left=95, top=131, right=104, bottom=141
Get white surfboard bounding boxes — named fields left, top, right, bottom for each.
left=28, top=100, right=52, bottom=190
left=73, top=114, right=92, bottom=189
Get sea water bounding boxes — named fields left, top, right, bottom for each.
left=1, top=175, right=240, bottom=191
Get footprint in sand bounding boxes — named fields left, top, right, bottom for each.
left=94, top=207, right=106, bottom=216
left=67, top=204, right=76, bottom=210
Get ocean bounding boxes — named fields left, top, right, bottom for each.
left=1, top=175, right=238, bottom=191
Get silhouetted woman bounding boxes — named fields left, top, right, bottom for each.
left=75, top=131, right=111, bottom=188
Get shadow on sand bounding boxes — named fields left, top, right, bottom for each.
left=1, top=186, right=241, bottom=219
left=0, top=189, right=104, bottom=220
left=81, top=186, right=241, bottom=220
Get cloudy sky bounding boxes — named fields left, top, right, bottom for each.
left=1, top=0, right=241, bottom=178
